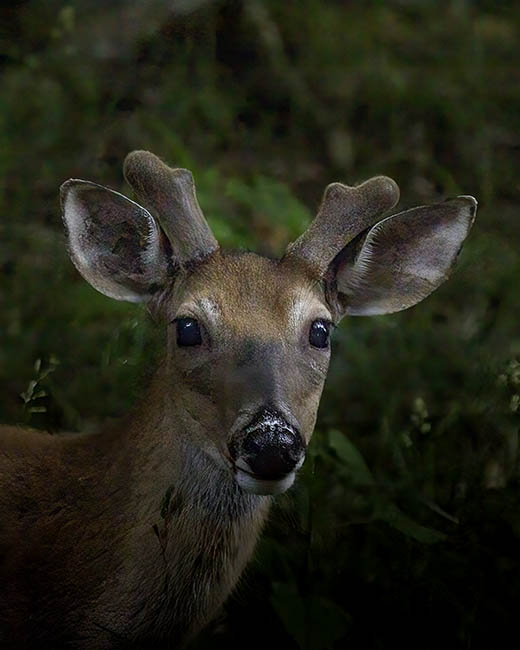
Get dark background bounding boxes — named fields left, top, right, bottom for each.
left=1, top=1, right=519, bottom=648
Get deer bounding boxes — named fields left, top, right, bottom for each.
left=0, top=150, right=477, bottom=649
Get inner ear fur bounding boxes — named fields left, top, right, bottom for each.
left=61, top=180, right=170, bottom=303
left=330, top=196, right=477, bottom=317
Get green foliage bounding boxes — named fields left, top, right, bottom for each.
left=20, top=354, right=59, bottom=419
left=271, top=582, right=351, bottom=650
left=1, top=1, right=520, bottom=648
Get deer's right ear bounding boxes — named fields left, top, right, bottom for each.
left=330, top=196, right=477, bottom=316
left=284, top=176, right=476, bottom=320
left=61, top=180, right=169, bottom=303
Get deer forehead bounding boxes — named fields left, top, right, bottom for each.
left=173, top=253, right=331, bottom=338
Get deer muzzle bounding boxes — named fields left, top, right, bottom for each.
left=229, top=408, right=305, bottom=495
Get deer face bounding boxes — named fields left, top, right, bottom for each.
left=61, top=151, right=477, bottom=495
left=162, top=252, right=332, bottom=494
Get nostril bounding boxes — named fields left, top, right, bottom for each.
left=230, top=408, right=306, bottom=480
left=241, top=429, right=305, bottom=479
left=245, top=449, right=301, bottom=479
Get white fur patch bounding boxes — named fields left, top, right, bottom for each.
left=288, top=289, right=331, bottom=329
left=176, top=297, right=221, bottom=325
left=235, top=468, right=296, bottom=495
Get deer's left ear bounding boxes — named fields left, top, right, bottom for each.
left=332, top=196, right=477, bottom=316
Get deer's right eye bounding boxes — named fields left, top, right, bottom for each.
left=176, top=318, right=202, bottom=347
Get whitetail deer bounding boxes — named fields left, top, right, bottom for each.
left=0, top=151, right=476, bottom=649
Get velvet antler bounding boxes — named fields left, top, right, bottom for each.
left=123, top=150, right=218, bottom=264
left=284, top=176, right=400, bottom=275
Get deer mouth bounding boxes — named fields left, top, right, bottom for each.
left=233, top=456, right=303, bottom=495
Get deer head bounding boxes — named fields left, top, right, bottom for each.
left=61, top=151, right=476, bottom=496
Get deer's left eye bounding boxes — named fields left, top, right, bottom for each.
left=309, top=320, right=331, bottom=349
left=176, top=318, right=202, bottom=347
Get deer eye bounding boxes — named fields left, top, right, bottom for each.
left=176, top=318, right=202, bottom=347
left=309, top=320, right=331, bottom=349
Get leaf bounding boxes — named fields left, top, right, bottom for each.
left=306, top=595, right=351, bottom=650
left=20, top=379, right=38, bottom=403
left=28, top=406, right=47, bottom=413
left=328, top=429, right=374, bottom=485
left=271, top=582, right=306, bottom=649
left=378, top=503, right=447, bottom=544
left=271, top=582, right=350, bottom=650
left=327, top=432, right=446, bottom=543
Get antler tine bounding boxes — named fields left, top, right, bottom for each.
left=284, top=176, right=400, bottom=276
left=123, top=150, right=218, bottom=264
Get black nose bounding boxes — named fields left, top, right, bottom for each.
left=236, top=409, right=305, bottom=479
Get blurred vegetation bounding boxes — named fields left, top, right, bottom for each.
left=1, top=1, right=520, bottom=648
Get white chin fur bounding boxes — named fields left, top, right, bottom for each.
left=235, top=469, right=296, bottom=495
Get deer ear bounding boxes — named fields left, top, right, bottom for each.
left=61, top=180, right=169, bottom=303
left=333, top=196, right=477, bottom=316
